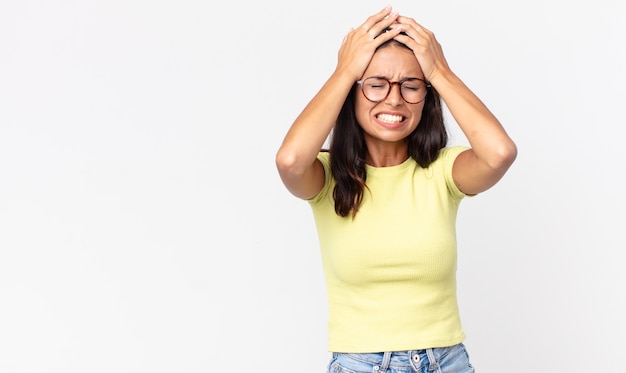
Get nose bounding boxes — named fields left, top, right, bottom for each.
left=385, top=82, right=403, bottom=106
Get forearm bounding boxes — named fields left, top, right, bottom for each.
left=276, top=69, right=355, bottom=175
left=432, top=70, right=517, bottom=168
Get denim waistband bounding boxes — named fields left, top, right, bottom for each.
left=332, top=345, right=457, bottom=371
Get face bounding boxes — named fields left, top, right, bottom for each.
left=355, top=44, right=426, bottom=149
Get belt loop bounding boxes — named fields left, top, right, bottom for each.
left=426, top=348, right=440, bottom=372
left=380, top=352, right=392, bottom=372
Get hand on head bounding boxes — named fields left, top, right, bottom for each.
left=391, top=16, right=450, bottom=83
left=336, top=6, right=402, bottom=81
left=338, top=6, right=450, bottom=85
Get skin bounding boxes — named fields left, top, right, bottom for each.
left=276, top=6, right=517, bottom=200
left=355, top=44, right=426, bottom=167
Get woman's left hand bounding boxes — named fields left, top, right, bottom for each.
left=392, top=16, right=451, bottom=83
left=393, top=16, right=517, bottom=196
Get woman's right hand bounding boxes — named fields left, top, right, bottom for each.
left=336, top=6, right=401, bottom=80
left=276, top=7, right=401, bottom=200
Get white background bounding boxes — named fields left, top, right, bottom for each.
left=1, top=0, right=624, bottom=372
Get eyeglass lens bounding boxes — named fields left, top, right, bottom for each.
left=361, top=77, right=428, bottom=104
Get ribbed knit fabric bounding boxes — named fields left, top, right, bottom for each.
left=308, top=146, right=469, bottom=352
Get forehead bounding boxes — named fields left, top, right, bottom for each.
left=364, top=45, right=423, bottom=79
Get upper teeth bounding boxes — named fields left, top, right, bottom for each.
left=377, top=114, right=403, bottom=123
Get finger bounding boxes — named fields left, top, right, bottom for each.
left=341, top=30, right=351, bottom=45
left=396, top=15, right=427, bottom=31
left=359, top=5, right=392, bottom=30
left=395, top=16, right=433, bottom=40
left=358, top=6, right=398, bottom=36
left=374, top=25, right=403, bottom=44
left=392, top=32, right=420, bottom=52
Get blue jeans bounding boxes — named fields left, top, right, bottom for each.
left=327, top=344, right=475, bottom=373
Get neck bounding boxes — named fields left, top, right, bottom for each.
left=365, top=146, right=409, bottom=167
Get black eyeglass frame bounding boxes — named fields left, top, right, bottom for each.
left=356, top=76, right=432, bottom=104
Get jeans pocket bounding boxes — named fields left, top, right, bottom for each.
left=328, top=354, right=375, bottom=373
left=328, top=361, right=357, bottom=373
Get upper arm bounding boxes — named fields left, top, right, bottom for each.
left=452, top=147, right=517, bottom=195
left=276, top=157, right=326, bottom=200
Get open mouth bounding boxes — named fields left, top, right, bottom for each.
left=376, top=113, right=405, bottom=124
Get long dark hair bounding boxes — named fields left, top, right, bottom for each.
left=328, top=40, right=448, bottom=218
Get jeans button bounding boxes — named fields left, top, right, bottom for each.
left=412, top=354, right=420, bottom=363
left=374, top=366, right=380, bottom=371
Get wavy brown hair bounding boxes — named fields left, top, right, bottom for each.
left=328, top=39, right=448, bottom=218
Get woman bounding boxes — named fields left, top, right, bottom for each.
left=275, top=6, right=517, bottom=373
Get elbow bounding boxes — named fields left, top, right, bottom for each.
left=491, top=139, right=518, bottom=170
left=275, top=146, right=304, bottom=178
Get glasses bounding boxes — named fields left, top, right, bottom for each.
left=356, top=76, right=431, bottom=104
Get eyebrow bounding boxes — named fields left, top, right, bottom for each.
left=368, top=75, right=425, bottom=82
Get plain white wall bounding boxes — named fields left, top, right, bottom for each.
left=1, top=0, right=624, bottom=372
